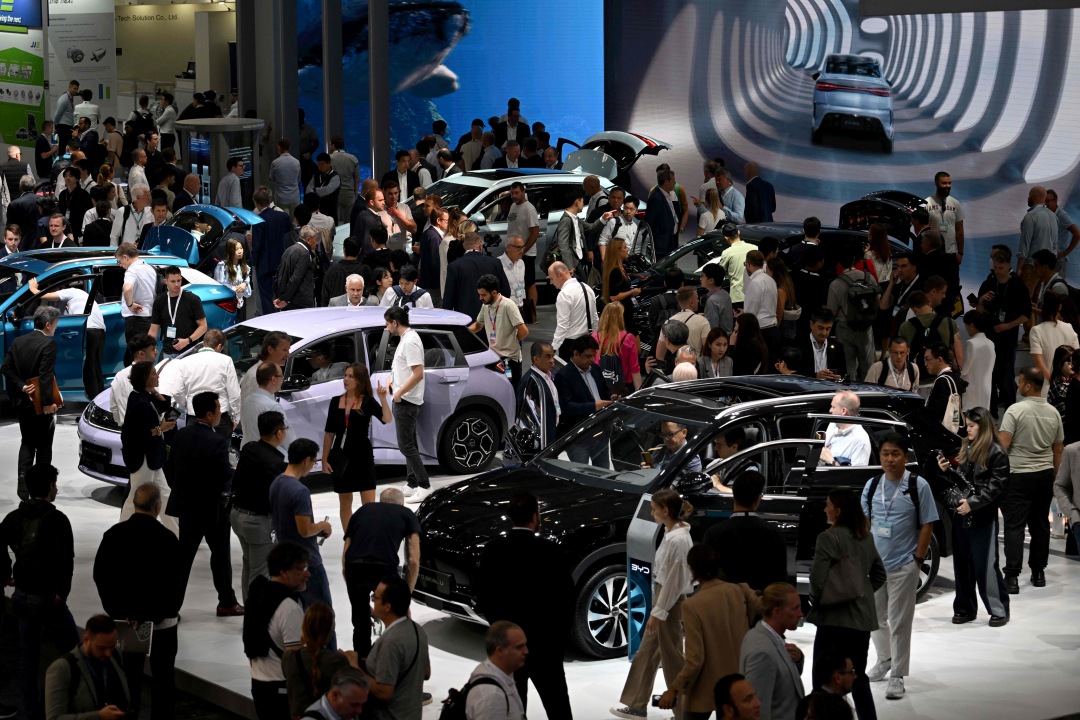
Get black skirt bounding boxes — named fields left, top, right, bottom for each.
left=324, top=395, right=386, bottom=493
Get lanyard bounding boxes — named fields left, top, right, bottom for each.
left=167, top=292, right=182, bottom=327
left=897, top=274, right=919, bottom=305
left=880, top=475, right=906, bottom=522
left=342, top=393, right=360, bottom=441
left=889, top=362, right=906, bottom=389
left=487, top=297, right=502, bottom=336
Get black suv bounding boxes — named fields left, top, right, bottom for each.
left=414, top=376, right=961, bottom=659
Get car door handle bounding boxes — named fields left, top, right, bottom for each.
left=438, top=377, right=460, bottom=384
left=60, top=331, right=79, bottom=339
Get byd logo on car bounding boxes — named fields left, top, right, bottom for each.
left=631, top=563, right=650, bottom=575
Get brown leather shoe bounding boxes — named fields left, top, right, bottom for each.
left=216, top=604, right=245, bottom=617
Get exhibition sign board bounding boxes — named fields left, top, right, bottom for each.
left=0, top=28, right=45, bottom=148
left=0, top=0, right=42, bottom=29
left=47, top=0, right=117, bottom=133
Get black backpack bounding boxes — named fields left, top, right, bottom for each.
left=838, top=271, right=881, bottom=331
left=130, top=109, right=155, bottom=140
left=390, top=285, right=429, bottom=308
left=119, top=133, right=138, bottom=168
left=866, top=472, right=922, bottom=528
left=599, top=332, right=627, bottom=388
left=875, top=358, right=917, bottom=388
left=15, top=505, right=55, bottom=569
left=652, top=292, right=682, bottom=327
left=438, top=677, right=507, bottom=720
left=907, top=313, right=948, bottom=379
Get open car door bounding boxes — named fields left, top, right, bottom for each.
left=141, top=225, right=200, bottom=265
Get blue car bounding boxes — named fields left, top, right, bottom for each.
left=142, top=204, right=265, bottom=276
left=0, top=248, right=238, bottom=402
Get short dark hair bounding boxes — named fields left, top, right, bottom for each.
left=911, top=207, right=930, bottom=226
left=330, top=134, right=345, bottom=149
left=802, top=244, right=824, bottom=267
left=803, top=216, right=821, bottom=238
left=258, top=410, right=286, bottom=438
left=779, top=346, right=802, bottom=370
left=477, top=273, right=500, bottom=293
left=226, top=157, right=243, bottom=171
left=923, top=341, right=950, bottom=363
left=163, top=265, right=183, bottom=279
left=258, top=331, right=290, bottom=360
left=395, top=149, right=410, bottom=161
left=523, top=137, right=538, bottom=153
left=686, top=543, right=723, bottom=581
left=293, top=204, right=313, bottom=225
left=823, top=653, right=852, bottom=681
left=810, top=307, right=835, bottom=325
left=399, top=264, right=419, bottom=282
left=807, top=691, right=854, bottom=720
left=384, top=305, right=410, bottom=326
left=508, top=492, right=539, bottom=525
left=622, top=193, right=638, bottom=209
left=564, top=186, right=585, bottom=207
left=127, top=333, right=157, bottom=357
left=895, top=250, right=916, bottom=266
left=85, top=615, right=116, bottom=637
left=964, top=309, right=992, bottom=334
left=510, top=181, right=525, bottom=193
left=907, top=290, right=930, bottom=309
left=923, top=275, right=947, bottom=294
left=572, top=334, right=600, bottom=354
left=757, top=237, right=779, bottom=258
left=745, top=249, right=765, bottom=268
left=732, top=470, right=765, bottom=507
left=130, top=361, right=156, bottom=392
left=657, top=169, right=675, bottom=185
left=663, top=266, right=685, bottom=290
left=714, top=674, right=748, bottom=718
left=192, top=391, right=219, bottom=419
left=287, top=438, right=319, bottom=464
left=701, top=263, right=724, bottom=285
left=343, top=236, right=361, bottom=258
left=1033, top=248, right=1058, bottom=267
left=379, top=574, right=412, bottom=616
left=1020, top=365, right=1045, bottom=390
left=370, top=225, right=388, bottom=247
left=530, top=340, right=553, bottom=360
left=316, top=152, right=331, bottom=165
left=880, top=431, right=909, bottom=453
left=721, top=427, right=745, bottom=450
left=267, top=542, right=310, bottom=577
left=25, top=464, right=58, bottom=499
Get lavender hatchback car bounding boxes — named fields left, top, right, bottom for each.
left=77, top=307, right=516, bottom=484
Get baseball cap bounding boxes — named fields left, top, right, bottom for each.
left=471, top=118, right=485, bottom=127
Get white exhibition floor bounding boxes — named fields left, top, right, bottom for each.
left=6, top=419, right=1080, bottom=720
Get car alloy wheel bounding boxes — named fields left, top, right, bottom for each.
left=439, top=410, right=497, bottom=474
left=573, top=565, right=646, bottom=658
left=915, top=535, right=940, bottom=601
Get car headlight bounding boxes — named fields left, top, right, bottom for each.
left=84, top=400, right=120, bottom=431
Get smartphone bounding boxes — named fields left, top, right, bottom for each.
left=317, top=515, right=329, bottom=545
left=652, top=694, right=675, bottom=708
left=966, top=292, right=978, bottom=307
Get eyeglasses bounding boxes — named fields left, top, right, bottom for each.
left=660, top=430, right=682, bottom=439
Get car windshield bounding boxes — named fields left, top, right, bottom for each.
left=220, top=325, right=302, bottom=379
left=0, top=266, right=35, bottom=305
left=534, top=403, right=710, bottom=491
left=408, top=179, right=486, bottom=211
left=653, top=234, right=727, bottom=277
left=166, top=210, right=227, bottom=255
left=826, top=57, right=882, bottom=78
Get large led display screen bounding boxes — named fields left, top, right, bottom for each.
left=297, top=0, right=604, bottom=180
left=608, top=0, right=1080, bottom=290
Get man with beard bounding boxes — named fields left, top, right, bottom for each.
left=925, top=171, right=965, bottom=262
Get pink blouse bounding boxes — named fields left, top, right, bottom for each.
left=592, top=331, right=641, bottom=377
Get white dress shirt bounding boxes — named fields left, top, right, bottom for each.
left=111, top=207, right=153, bottom=248
left=120, top=259, right=157, bottom=317
left=164, top=347, right=242, bottom=418
left=552, top=278, right=598, bottom=352
left=961, top=333, right=995, bottom=411
left=499, top=254, right=526, bottom=306
left=127, top=165, right=147, bottom=190
left=652, top=523, right=694, bottom=620
left=241, top=387, right=296, bottom=455
left=743, top=268, right=778, bottom=329
left=156, top=104, right=177, bottom=135
left=109, top=365, right=135, bottom=425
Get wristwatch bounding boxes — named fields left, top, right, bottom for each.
left=914, top=555, right=925, bottom=565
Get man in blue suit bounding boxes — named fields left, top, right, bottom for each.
left=516, top=341, right=560, bottom=447
left=442, top=232, right=510, bottom=320
left=416, top=205, right=446, bottom=306
left=645, top=169, right=679, bottom=260
left=249, top=187, right=292, bottom=316
left=744, top=162, right=776, bottom=223
left=554, top=335, right=616, bottom=466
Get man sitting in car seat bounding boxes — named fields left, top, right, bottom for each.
left=819, top=390, right=872, bottom=466
left=710, top=427, right=758, bottom=493
left=308, top=347, right=348, bottom=383
left=642, top=421, right=702, bottom=474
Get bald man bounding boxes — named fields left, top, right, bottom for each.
left=1018, top=186, right=1060, bottom=283
left=744, top=161, right=776, bottom=223
left=173, top=173, right=200, bottom=213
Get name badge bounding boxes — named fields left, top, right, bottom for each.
left=489, top=331, right=497, bottom=344
left=875, top=520, right=893, bottom=538
left=892, top=305, right=901, bottom=317
left=166, top=326, right=177, bottom=339
left=998, top=310, right=1006, bottom=322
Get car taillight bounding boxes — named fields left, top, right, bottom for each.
left=636, top=210, right=646, bottom=220
left=815, top=82, right=890, bottom=97
left=628, top=133, right=658, bottom=148
left=215, top=298, right=238, bottom=314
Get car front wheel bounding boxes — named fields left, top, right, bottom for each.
left=438, top=409, right=498, bottom=475
left=572, top=564, right=647, bottom=659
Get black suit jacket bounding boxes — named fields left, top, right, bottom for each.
left=1, top=330, right=56, bottom=411
left=520, top=154, right=544, bottom=168
left=477, top=529, right=574, bottom=653
left=58, top=186, right=93, bottom=239
left=250, top=206, right=292, bottom=278
left=172, top=188, right=196, bottom=214
left=121, top=391, right=171, bottom=472
left=9, top=192, right=40, bottom=250
left=93, top=513, right=182, bottom=623
left=379, top=169, right=421, bottom=199
left=441, top=250, right=510, bottom=319
left=351, top=206, right=386, bottom=259
left=82, top=217, right=113, bottom=248
left=165, top=421, right=233, bottom=520
left=554, top=361, right=613, bottom=435
left=703, top=513, right=789, bottom=591
left=516, top=367, right=558, bottom=443
left=490, top=156, right=519, bottom=170
left=920, top=250, right=961, bottom=315
left=744, top=176, right=776, bottom=223
left=416, top=226, right=442, bottom=290
left=493, top=121, right=526, bottom=150
left=644, top=187, right=677, bottom=253
left=794, top=332, right=845, bottom=379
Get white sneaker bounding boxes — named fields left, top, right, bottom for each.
left=886, top=676, right=905, bottom=699
left=406, top=487, right=430, bottom=504
left=867, top=659, right=892, bottom=682
left=402, top=485, right=417, bottom=498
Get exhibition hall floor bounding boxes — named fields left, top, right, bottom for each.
left=5, top=418, right=1080, bottom=720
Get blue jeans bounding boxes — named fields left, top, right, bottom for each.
left=299, top=563, right=337, bottom=651
left=10, top=589, right=79, bottom=720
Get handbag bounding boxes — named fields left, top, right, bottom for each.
left=818, top=555, right=865, bottom=607
left=327, top=448, right=350, bottom=479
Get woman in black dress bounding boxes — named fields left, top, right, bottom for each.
left=322, top=362, right=392, bottom=530
left=602, top=237, right=641, bottom=337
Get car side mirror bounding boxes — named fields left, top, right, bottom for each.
left=470, top=212, right=484, bottom=225
left=675, top=472, right=713, bottom=495
left=812, top=71, right=821, bottom=80
left=278, top=375, right=311, bottom=394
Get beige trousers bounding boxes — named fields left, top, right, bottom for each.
left=120, top=461, right=179, bottom=537
left=620, top=593, right=685, bottom=718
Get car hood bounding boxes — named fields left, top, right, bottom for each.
left=418, top=465, right=640, bottom=552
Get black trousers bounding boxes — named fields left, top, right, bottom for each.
left=16, top=404, right=54, bottom=483
left=514, top=645, right=573, bottom=720
left=178, top=511, right=238, bottom=608
left=1002, top=469, right=1054, bottom=576
left=124, top=316, right=152, bottom=365
left=256, top=272, right=278, bottom=317
left=122, top=623, right=178, bottom=720
left=160, top=133, right=175, bottom=151
left=952, top=517, right=1010, bottom=618
left=761, top=326, right=782, bottom=369
left=990, top=341, right=1017, bottom=414
left=56, top=124, right=72, bottom=156
left=813, top=625, right=876, bottom=720
left=344, top=562, right=391, bottom=659
left=84, top=328, right=106, bottom=401
left=251, top=680, right=289, bottom=720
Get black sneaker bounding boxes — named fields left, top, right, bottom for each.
left=421, top=693, right=433, bottom=706
left=1005, top=575, right=1019, bottom=594
left=952, top=613, right=976, bottom=624
left=0, top=703, right=18, bottom=719
left=989, top=615, right=1010, bottom=627
left=1031, top=570, right=1046, bottom=587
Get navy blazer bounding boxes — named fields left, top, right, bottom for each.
left=417, top=226, right=443, bottom=291
left=165, top=420, right=233, bottom=520
left=516, top=367, right=559, bottom=443
left=441, top=250, right=511, bottom=320
left=644, top=187, right=677, bottom=253
left=250, top=206, right=292, bottom=278
left=745, top=176, right=776, bottom=224
left=554, top=361, right=613, bottom=436
left=121, top=391, right=171, bottom=473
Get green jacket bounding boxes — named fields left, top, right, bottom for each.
left=806, top=524, right=887, bottom=631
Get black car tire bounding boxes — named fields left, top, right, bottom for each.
left=811, top=127, right=824, bottom=144
left=915, top=534, right=940, bottom=601
left=881, top=137, right=893, bottom=153
left=438, top=409, right=498, bottom=475
left=572, top=564, right=645, bottom=659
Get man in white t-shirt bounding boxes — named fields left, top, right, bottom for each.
left=500, top=235, right=527, bottom=309
left=506, top=182, right=539, bottom=315
left=925, top=172, right=965, bottom=260
left=115, top=242, right=158, bottom=365
left=386, top=306, right=430, bottom=503
left=820, top=391, right=872, bottom=467
left=248, top=543, right=307, bottom=720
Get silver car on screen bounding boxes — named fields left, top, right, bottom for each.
left=812, top=54, right=894, bottom=152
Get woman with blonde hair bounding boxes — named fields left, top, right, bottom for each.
left=696, top=188, right=723, bottom=236
left=213, top=237, right=252, bottom=319
left=97, top=163, right=128, bottom=208
left=612, top=488, right=694, bottom=720
left=766, top=257, right=800, bottom=341
left=282, top=603, right=355, bottom=719
left=602, top=236, right=641, bottom=337
left=592, top=301, right=642, bottom=392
